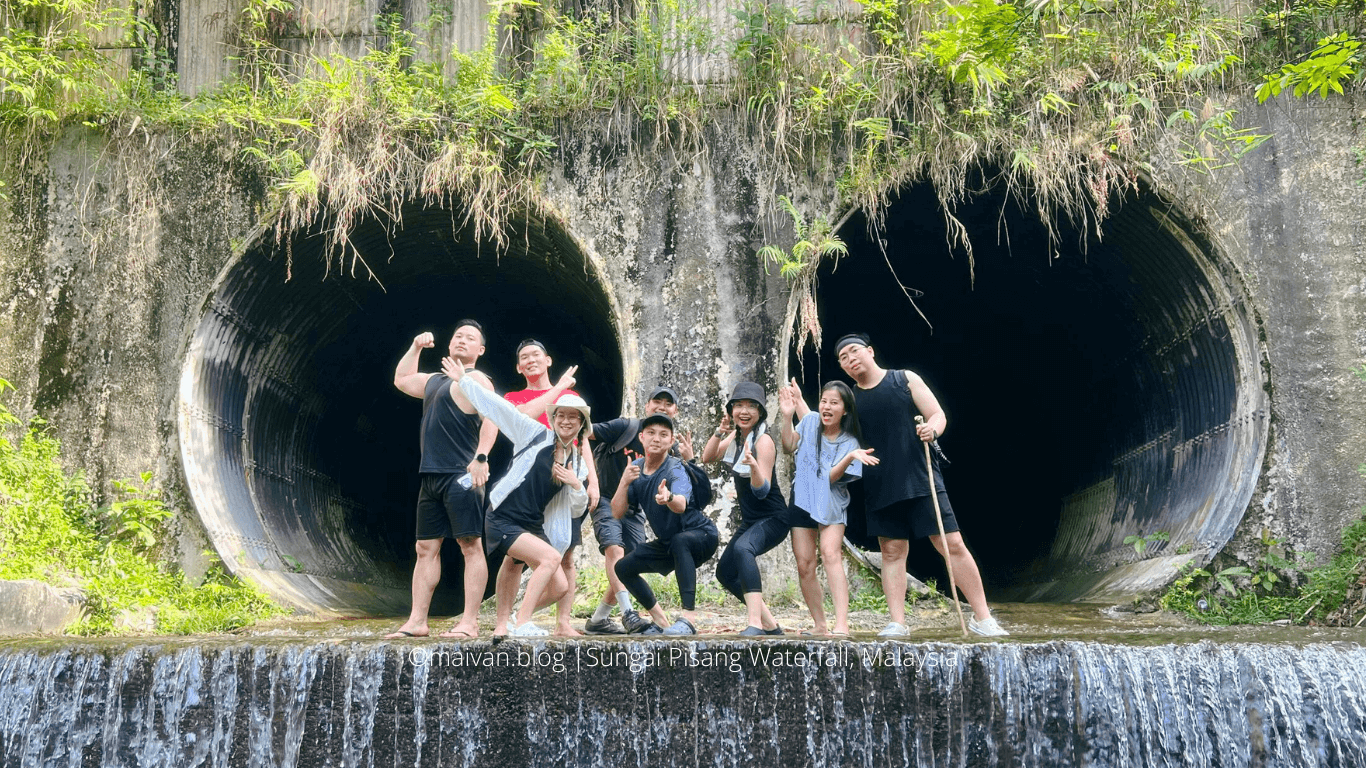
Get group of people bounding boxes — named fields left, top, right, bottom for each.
left=385, top=320, right=1010, bottom=640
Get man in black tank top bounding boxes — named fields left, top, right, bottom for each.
left=835, top=333, right=1009, bottom=638
left=385, top=320, right=498, bottom=640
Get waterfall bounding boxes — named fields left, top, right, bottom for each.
left=2, top=639, right=1363, bottom=767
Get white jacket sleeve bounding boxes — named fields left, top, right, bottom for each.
left=458, top=376, right=546, bottom=449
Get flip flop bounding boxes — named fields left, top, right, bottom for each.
left=439, top=628, right=477, bottom=639
left=385, top=630, right=421, bottom=639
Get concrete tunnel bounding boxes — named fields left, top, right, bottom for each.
left=178, top=207, right=623, bottom=615
left=178, top=184, right=1269, bottom=614
left=795, top=183, right=1268, bottom=602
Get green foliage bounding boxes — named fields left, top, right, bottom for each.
left=1124, top=529, right=1170, bottom=557
left=1162, top=517, right=1366, bottom=625
left=0, top=379, right=284, bottom=635
left=1257, top=31, right=1363, bottom=100
left=1, top=0, right=1361, bottom=282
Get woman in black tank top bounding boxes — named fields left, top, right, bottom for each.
left=701, top=381, right=791, bottom=636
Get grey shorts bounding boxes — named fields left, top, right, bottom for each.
left=590, top=496, right=647, bottom=555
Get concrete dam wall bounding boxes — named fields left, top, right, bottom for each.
left=0, top=1, right=1364, bottom=615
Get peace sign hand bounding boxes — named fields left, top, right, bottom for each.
left=555, top=365, right=578, bottom=392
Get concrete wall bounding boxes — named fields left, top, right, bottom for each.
left=1149, top=94, right=1366, bottom=563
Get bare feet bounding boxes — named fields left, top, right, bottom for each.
left=385, top=624, right=429, bottom=639
left=555, top=624, right=582, bottom=637
left=439, top=624, right=478, bottom=639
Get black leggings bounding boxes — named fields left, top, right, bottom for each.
left=614, top=529, right=719, bottom=611
left=715, top=516, right=791, bottom=600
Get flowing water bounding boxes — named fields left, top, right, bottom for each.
left=2, top=605, right=1363, bottom=767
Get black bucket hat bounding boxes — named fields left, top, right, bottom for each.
left=726, top=381, right=768, bottom=422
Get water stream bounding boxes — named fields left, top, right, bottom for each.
left=2, top=606, right=1364, bottom=767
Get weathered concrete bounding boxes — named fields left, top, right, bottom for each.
left=1, top=82, right=1364, bottom=612
left=1150, top=93, right=1366, bottom=565
left=0, top=580, right=85, bottom=635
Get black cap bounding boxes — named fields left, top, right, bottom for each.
left=647, top=386, right=678, bottom=404
left=834, top=333, right=871, bottom=356
left=515, top=338, right=548, bottom=359
left=640, top=413, right=675, bottom=433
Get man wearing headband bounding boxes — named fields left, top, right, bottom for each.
left=834, top=333, right=1009, bottom=637
left=386, top=320, right=496, bottom=640
left=495, top=338, right=598, bottom=636
left=583, top=385, right=696, bottom=634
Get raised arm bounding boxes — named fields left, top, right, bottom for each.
left=906, top=370, right=947, bottom=442
left=448, top=359, right=545, bottom=448
left=394, top=332, right=435, bottom=398
left=451, top=370, right=498, bottom=487
left=701, top=413, right=734, bottom=463
left=777, top=385, right=801, bottom=454
left=515, top=366, right=578, bottom=419
left=788, top=378, right=811, bottom=420
left=611, top=461, right=642, bottom=520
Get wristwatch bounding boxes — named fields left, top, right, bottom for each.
left=666, top=491, right=675, bottom=504
left=475, top=453, right=488, bottom=463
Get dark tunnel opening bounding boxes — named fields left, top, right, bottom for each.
left=179, top=206, right=622, bottom=615
left=793, top=182, right=1268, bottom=601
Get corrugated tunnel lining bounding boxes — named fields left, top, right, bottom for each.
left=178, top=209, right=622, bottom=615
left=799, top=187, right=1267, bottom=602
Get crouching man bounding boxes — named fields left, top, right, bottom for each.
left=612, top=414, right=718, bottom=636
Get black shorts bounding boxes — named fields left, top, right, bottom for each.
left=415, top=473, right=486, bottom=540
left=867, top=492, right=959, bottom=541
left=484, top=514, right=549, bottom=558
left=591, top=497, right=647, bottom=555
left=788, top=504, right=819, bottom=530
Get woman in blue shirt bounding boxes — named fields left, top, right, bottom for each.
left=778, top=380, right=878, bottom=636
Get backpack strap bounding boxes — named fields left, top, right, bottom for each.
left=610, top=418, right=640, bottom=454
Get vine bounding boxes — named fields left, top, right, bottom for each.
left=0, top=0, right=1361, bottom=281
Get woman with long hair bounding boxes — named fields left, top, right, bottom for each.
left=702, top=381, right=791, bottom=635
left=442, top=357, right=590, bottom=638
left=778, top=379, right=878, bottom=636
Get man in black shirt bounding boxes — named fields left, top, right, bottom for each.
left=583, top=386, right=695, bottom=634
left=385, top=320, right=497, bottom=639
left=836, top=333, right=1008, bottom=638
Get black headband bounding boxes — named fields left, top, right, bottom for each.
left=834, top=334, right=871, bottom=355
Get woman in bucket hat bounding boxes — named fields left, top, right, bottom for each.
left=702, top=381, right=792, bottom=636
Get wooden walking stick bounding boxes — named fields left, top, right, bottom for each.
left=917, top=416, right=968, bottom=638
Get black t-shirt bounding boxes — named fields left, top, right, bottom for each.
left=419, top=374, right=481, bottom=474
left=495, top=444, right=561, bottom=531
left=854, top=369, right=945, bottom=511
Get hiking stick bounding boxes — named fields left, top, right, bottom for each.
left=917, top=416, right=967, bottom=637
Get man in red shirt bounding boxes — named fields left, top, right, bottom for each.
left=492, top=339, right=599, bottom=635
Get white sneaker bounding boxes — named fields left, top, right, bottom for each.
left=510, top=622, right=549, bottom=637
left=968, top=615, right=1010, bottom=637
left=876, top=622, right=909, bottom=637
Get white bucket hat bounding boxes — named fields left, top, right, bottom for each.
left=547, top=393, right=591, bottom=439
